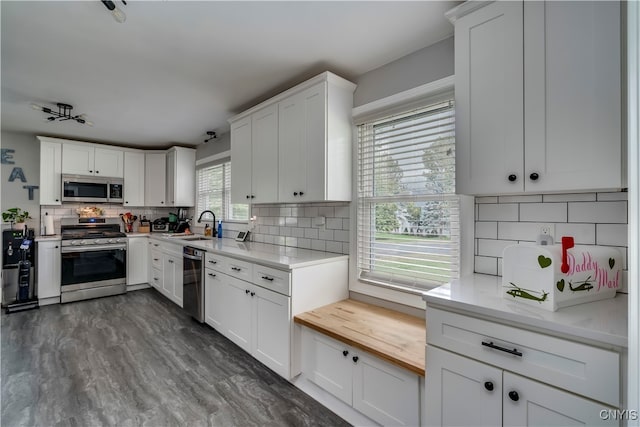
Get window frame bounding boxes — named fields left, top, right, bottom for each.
left=195, top=157, right=249, bottom=223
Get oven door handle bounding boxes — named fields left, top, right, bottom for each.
left=61, top=244, right=127, bottom=253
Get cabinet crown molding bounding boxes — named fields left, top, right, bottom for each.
left=228, top=71, right=356, bottom=124
left=445, top=1, right=494, bottom=24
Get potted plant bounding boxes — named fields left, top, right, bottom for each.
left=2, top=207, right=32, bottom=230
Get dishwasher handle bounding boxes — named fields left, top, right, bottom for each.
left=183, top=253, right=203, bottom=261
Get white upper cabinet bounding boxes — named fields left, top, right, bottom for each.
left=230, top=116, right=253, bottom=204
left=229, top=71, right=355, bottom=204
left=123, top=151, right=145, bottom=206
left=38, top=138, right=62, bottom=205
left=62, top=143, right=124, bottom=178
left=452, top=0, right=622, bottom=195
left=165, top=146, right=196, bottom=207
left=145, top=152, right=167, bottom=206
left=251, top=105, right=279, bottom=203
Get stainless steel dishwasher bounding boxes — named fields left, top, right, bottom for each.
left=183, top=246, right=204, bottom=322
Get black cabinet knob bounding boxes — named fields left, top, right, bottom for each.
left=342, top=350, right=349, bottom=357
left=530, top=172, right=539, bottom=181
left=293, top=192, right=298, bottom=196
left=508, top=391, right=519, bottom=402
left=246, top=195, right=250, bottom=199
left=89, top=170, right=93, bottom=173
left=55, top=199, right=59, bottom=202
left=250, top=291, right=255, bottom=297
left=508, top=174, right=517, bottom=182
left=484, top=381, right=494, bottom=391
left=251, top=195, right=255, bottom=199
left=96, top=171, right=99, bottom=174
left=352, top=356, right=359, bottom=363
left=125, top=201, right=129, bottom=204
left=245, top=289, right=250, bottom=294
left=299, top=191, right=304, bottom=196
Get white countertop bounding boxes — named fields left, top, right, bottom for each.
left=146, top=234, right=348, bottom=270
left=423, top=274, right=628, bottom=349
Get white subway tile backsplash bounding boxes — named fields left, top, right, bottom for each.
left=342, top=242, right=350, bottom=254
left=519, top=203, right=567, bottom=222
left=304, top=206, right=318, bottom=218
left=318, top=229, right=335, bottom=241
left=475, top=192, right=628, bottom=287
left=327, top=218, right=343, bottom=230
left=475, top=256, right=497, bottom=275
left=543, top=193, right=596, bottom=202
left=498, top=195, right=542, bottom=203
left=478, top=203, right=518, bottom=221
left=285, top=217, right=297, bottom=226
left=304, top=228, right=319, bottom=239
left=343, top=219, right=350, bottom=230
left=475, top=222, right=497, bottom=239
left=335, top=230, right=350, bottom=242
left=498, top=222, right=543, bottom=242
left=311, top=240, right=326, bottom=251
left=326, top=241, right=343, bottom=253
left=554, top=223, right=596, bottom=244
left=298, top=218, right=311, bottom=228
left=568, top=201, right=627, bottom=224
left=291, top=227, right=305, bottom=238
left=335, top=206, right=350, bottom=218
left=298, top=238, right=311, bottom=249
left=597, top=192, right=628, bottom=201
left=477, top=239, right=514, bottom=258
left=318, top=207, right=335, bottom=217
left=596, top=224, right=628, bottom=246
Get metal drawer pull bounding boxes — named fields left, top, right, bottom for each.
left=208, top=260, right=217, bottom=264
left=231, top=267, right=241, bottom=272
left=481, top=341, right=522, bottom=357
left=261, top=275, right=274, bottom=281
left=208, top=273, right=216, bottom=278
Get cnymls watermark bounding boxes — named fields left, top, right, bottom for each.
left=600, top=409, right=639, bottom=421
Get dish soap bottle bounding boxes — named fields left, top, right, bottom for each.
left=217, top=220, right=223, bottom=239
left=204, top=224, right=212, bottom=237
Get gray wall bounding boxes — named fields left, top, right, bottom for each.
left=196, top=132, right=231, bottom=161
left=353, top=36, right=454, bottom=107
left=1, top=131, right=41, bottom=232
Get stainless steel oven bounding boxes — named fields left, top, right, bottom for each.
left=62, top=174, right=124, bottom=204
left=60, top=218, right=127, bottom=303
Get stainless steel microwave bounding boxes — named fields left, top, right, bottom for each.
left=62, top=174, right=124, bottom=203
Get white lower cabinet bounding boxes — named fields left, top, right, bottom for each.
left=147, top=239, right=183, bottom=307
left=127, top=236, right=148, bottom=285
left=205, top=264, right=290, bottom=377
left=302, top=327, right=420, bottom=426
left=425, top=307, right=620, bottom=427
left=204, top=252, right=348, bottom=380
left=36, top=240, right=61, bottom=301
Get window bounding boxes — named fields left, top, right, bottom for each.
left=196, top=161, right=248, bottom=221
left=357, top=100, right=459, bottom=293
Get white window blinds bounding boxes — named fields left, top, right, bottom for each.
left=196, top=161, right=248, bottom=221
left=357, top=100, right=459, bottom=292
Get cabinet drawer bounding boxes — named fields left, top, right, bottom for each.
left=204, top=252, right=227, bottom=271
left=221, top=257, right=253, bottom=281
left=150, top=249, right=162, bottom=269
left=252, top=264, right=291, bottom=296
left=426, top=307, right=619, bottom=406
left=150, top=267, right=162, bottom=290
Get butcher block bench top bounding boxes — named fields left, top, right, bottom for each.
left=294, top=299, right=426, bottom=376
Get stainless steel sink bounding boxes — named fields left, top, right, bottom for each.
left=177, top=235, right=211, bottom=241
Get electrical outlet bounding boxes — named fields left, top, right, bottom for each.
left=540, top=224, right=553, bottom=236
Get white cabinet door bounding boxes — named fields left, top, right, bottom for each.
left=503, top=372, right=617, bottom=427
left=166, top=149, right=176, bottom=206
left=523, top=1, right=621, bottom=192
left=94, top=147, right=124, bottom=178
left=36, top=241, right=61, bottom=300
left=301, top=82, right=327, bottom=201
left=39, top=141, right=62, bottom=205
left=425, top=345, right=502, bottom=427
left=123, top=151, right=145, bottom=207
left=220, top=275, right=252, bottom=352
left=62, top=144, right=95, bottom=175
left=144, top=153, right=166, bottom=206
left=162, top=254, right=175, bottom=300
left=204, top=269, right=225, bottom=330
left=230, top=117, right=252, bottom=203
left=166, top=147, right=196, bottom=207
left=251, top=105, right=279, bottom=203
left=127, top=237, right=148, bottom=286
left=251, top=284, right=290, bottom=378
left=278, top=90, right=306, bottom=203
left=454, top=1, right=524, bottom=195
left=352, top=351, right=420, bottom=427
left=301, top=327, right=353, bottom=405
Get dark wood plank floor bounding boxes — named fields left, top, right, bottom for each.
left=1, top=289, right=350, bottom=427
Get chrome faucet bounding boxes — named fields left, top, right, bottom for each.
left=197, top=210, right=217, bottom=237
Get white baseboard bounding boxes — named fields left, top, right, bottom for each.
left=292, top=374, right=380, bottom=427
left=127, top=283, right=151, bottom=292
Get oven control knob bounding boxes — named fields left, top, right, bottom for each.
left=70, top=240, right=78, bottom=246
left=108, top=239, right=114, bottom=243
left=95, top=239, right=104, bottom=245
left=80, top=240, right=88, bottom=245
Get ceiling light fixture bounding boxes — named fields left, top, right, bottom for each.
left=31, top=103, right=94, bottom=126
left=204, top=131, right=217, bottom=143
left=101, top=0, right=126, bottom=24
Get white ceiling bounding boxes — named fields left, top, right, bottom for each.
left=1, top=1, right=456, bottom=148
